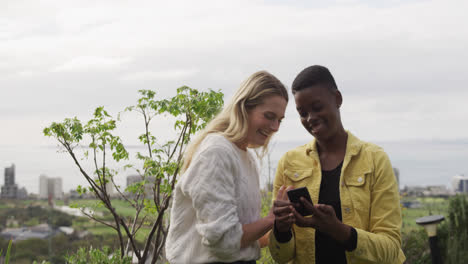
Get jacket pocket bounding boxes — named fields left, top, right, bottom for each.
left=346, top=173, right=367, bottom=187
left=284, top=169, right=313, bottom=186
left=345, top=172, right=371, bottom=228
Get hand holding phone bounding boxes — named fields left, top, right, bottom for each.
left=287, top=187, right=313, bottom=216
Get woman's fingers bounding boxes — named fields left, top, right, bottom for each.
left=273, top=199, right=292, bottom=208
left=276, top=212, right=295, bottom=223
left=275, top=186, right=285, bottom=201
left=282, top=186, right=294, bottom=200
left=273, top=205, right=293, bottom=216
left=291, top=207, right=312, bottom=227
left=300, top=197, right=317, bottom=215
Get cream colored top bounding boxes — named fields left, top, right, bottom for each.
left=165, top=133, right=261, bottom=264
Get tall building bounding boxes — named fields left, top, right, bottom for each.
left=1, top=164, right=19, bottom=199
left=39, top=174, right=63, bottom=199
left=93, top=177, right=116, bottom=197
left=393, top=167, right=400, bottom=191
left=452, top=174, right=468, bottom=193
left=39, top=175, right=48, bottom=199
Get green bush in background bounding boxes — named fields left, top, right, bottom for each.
left=66, top=247, right=131, bottom=264
left=440, top=194, right=468, bottom=264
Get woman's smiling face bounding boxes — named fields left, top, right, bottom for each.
left=245, top=95, right=287, bottom=148
left=294, top=84, right=342, bottom=141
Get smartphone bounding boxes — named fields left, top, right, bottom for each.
left=287, top=187, right=313, bottom=216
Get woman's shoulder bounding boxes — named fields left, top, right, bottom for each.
left=359, top=140, right=387, bottom=157
left=277, top=143, right=311, bottom=167
left=348, top=132, right=387, bottom=156
left=196, top=133, right=238, bottom=157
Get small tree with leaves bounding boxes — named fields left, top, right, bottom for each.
left=44, top=86, right=223, bottom=263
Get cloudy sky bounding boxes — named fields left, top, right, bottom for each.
left=1, top=0, right=467, bottom=192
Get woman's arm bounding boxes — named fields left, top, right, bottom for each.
left=241, top=214, right=274, bottom=248
left=350, top=150, right=405, bottom=263
left=182, top=145, right=245, bottom=258
left=268, top=156, right=296, bottom=264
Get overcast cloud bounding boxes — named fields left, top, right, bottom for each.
left=1, top=0, right=468, bottom=191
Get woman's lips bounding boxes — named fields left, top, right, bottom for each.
left=310, top=122, right=323, bottom=134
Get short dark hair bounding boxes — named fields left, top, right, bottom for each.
left=292, top=65, right=338, bottom=94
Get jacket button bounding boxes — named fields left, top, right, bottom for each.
left=345, top=207, right=351, bottom=213
left=294, top=173, right=299, bottom=178
left=357, top=177, right=363, bottom=183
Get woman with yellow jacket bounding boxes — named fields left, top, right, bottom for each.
left=269, top=65, right=405, bottom=264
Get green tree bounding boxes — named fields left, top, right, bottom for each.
left=44, top=87, right=223, bottom=263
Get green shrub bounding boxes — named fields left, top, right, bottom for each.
left=442, top=194, right=468, bottom=264
left=66, top=247, right=132, bottom=264
left=402, top=228, right=431, bottom=264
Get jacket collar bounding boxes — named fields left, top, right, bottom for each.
left=305, top=131, right=363, bottom=158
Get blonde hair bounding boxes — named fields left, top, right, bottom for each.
left=182, top=71, right=288, bottom=172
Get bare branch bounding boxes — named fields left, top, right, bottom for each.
left=143, top=110, right=153, bottom=158
left=134, top=214, right=148, bottom=235
left=119, top=217, right=142, bottom=260
left=102, top=142, right=108, bottom=197
left=110, top=176, right=135, bottom=208
left=80, top=208, right=116, bottom=230
left=141, top=194, right=171, bottom=261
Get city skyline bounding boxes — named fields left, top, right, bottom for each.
left=1, top=137, right=467, bottom=195
left=1, top=0, right=468, bottom=195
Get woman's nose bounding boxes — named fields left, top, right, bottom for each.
left=306, top=113, right=316, bottom=123
left=270, top=120, right=280, bottom=132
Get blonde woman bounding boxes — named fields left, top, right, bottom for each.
left=165, top=71, right=288, bottom=264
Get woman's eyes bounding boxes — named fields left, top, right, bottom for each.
left=299, top=105, right=323, bottom=118
left=311, top=105, right=323, bottom=112
left=264, top=113, right=275, bottom=120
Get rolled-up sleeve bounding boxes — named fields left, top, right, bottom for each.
left=180, top=146, right=243, bottom=258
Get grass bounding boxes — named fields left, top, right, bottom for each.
left=401, top=197, right=449, bottom=233
left=2, top=195, right=450, bottom=263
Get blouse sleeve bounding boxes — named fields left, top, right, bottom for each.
left=179, top=145, right=243, bottom=259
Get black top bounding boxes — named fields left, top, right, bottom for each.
left=316, top=162, right=348, bottom=264
left=274, top=162, right=357, bottom=263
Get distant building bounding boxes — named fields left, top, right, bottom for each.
left=126, top=175, right=155, bottom=198
left=401, top=200, right=422, bottom=209
left=452, top=174, right=468, bottom=193
left=1, top=164, right=21, bottom=199
left=69, top=189, right=82, bottom=199
left=423, top=185, right=449, bottom=197
left=393, top=167, right=400, bottom=191
left=0, top=223, right=55, bottom=242
left=92, top=177, right=117, bottom=198
left=402, top=185, right=426, bottom=197
left=402, top=185, right=450, bottom=197
left=17, top=187, right=28, bottom=199
left=106, top=181, right=115, bottom=197
left=39, top=174, right=63, bottom=199
left=39, top=175, right=48, bottom=198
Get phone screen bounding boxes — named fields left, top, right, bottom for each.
left=287, top=187, right=313, bottom=216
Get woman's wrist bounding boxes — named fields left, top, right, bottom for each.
left=330, top=222, right=352, bottom=243
left=264, top=213, right=275, bottom=229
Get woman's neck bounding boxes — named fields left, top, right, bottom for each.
left=234, top=141, right=248, bottom=151
left=316, top=129, right=348, bottom=154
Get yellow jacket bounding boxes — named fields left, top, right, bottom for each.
left=269, top=132, right=405, bottom=264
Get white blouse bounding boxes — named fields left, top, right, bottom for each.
left=165, top=133, right=261, bottom=264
